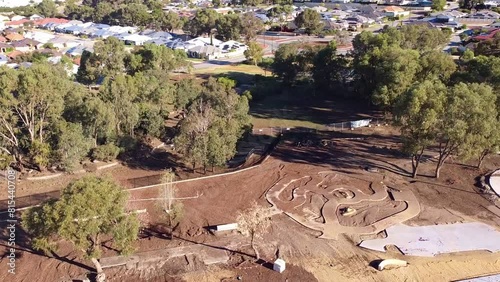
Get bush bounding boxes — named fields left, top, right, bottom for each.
left=117, top=135, right=138, bottom=152
left=91, top=144, right=120, bottom=162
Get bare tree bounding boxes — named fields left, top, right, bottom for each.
left=160, top=169, right=176, bottom=212
left=236, top=202, right=272, bottom=260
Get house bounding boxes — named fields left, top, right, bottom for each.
left=5, top=32, right=23, bottom=42
left=0, top=35, right=7, bottom=43
left=187, top=45, right=221, bottom=60
left=436, top=10, right=467, bottom=19
left=24, top=31, right=55, bottom=43
left=471, top=28, right=500, bottom=41
left=121, top=34, right=152, bottom=45
left=35, top=18, right=70, bottom=27
left=148, top=31, right=173, bottom=40
left=0, top=42, right=12, bottom=53
left=186, top=36, right=223, bottom=47
left=311, top=6, right=328, bottom=13
left=468, top=10, right=500, bottom=19
left=0, top=54, right=8, bottom=66
left=10, top=15, right=25, bottom=21
left=324, top=19, right=350, bottom=30
left=6, top=50, right=22, bottom=60
left=345, top=15, right=374, bottom=25
left=29, top=14, right=44, bottom=21
left=48, top=37, right=81, bottom=49
left=10, top=38, right=41, bottom=52
left=329, top=10, right=350, bottom=19
left=382, top=6, right=410, bottom=18
left=5, top=19, right=30, bottom=28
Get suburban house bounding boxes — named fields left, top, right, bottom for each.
left=121, top=34, right=152, bottom=45
left=0, top=42, right=12, bottom=53
left=24, top=31, right=55, bottom=43
left=471, top=28, right=500, bottom=41
left=382, top=6, right=410, bottom=18
left=0, top=35, right=7, bottom=42
left=10, top=38, right=41, bottom=52
left=467, top=10, right=500, bottom=19
left=5, top=32, right=23, bottom=42
left=187, top=45, right=221, bottom=60
left=66, top=45, right=93, bottom=57
left=0, top=54, right=8, bottom=65
left=47, top=37, right=81, bottom=50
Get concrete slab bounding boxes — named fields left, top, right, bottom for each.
left=489, top=169, right=500, bottom=196
left=359, top=222, right=500, bottom=257
left=455, top=273, right=500, bottom=282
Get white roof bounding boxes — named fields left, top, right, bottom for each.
left=187, top=36, right=223, bottom=47
left=122, top=34, right=151, bottom=42
left=24, top=31, right=55, bottom=43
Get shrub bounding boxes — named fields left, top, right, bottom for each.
left=91, top=143, right=120, bottom=162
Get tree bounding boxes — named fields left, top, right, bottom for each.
left=174, top=78, right=202, bottom=111
left=126, top=44, right=188, bottom=74
left=294, top=9, right=324, bottom=35
left=267, top=5, right=293, bottom=28
left=215, top=13, right=242, bottom=41
left=393, top=80, right=447, bottom=178
left=240, top=0, right=264, bottom=5
left=459, top=0, right=482, bottom=9
left=371, top=47, right=421, bottom=110
left=37, top=0, right=58, bottom=18
left=185, top=9, right=219, bottom=36
left=99, top=74, right=139, bottom=136
left=474, top=33, right=500, bottom=57
left=272, top=43, right=300, bottom=84
left=52, top=121, right=92, bottom=172
left=398, top=25, right=450, bottom=52
left=244, top=42, right=264, bottom=65
left=174, top=78, right=250, bottom=172
left=240, top=12, right=264, bottom=42
left=92, top=2, right=113, bottom=23
left=434, top=83, right=495, bottom=178
left=432, top=0, right=446, bottom=11
left=22, top=176, right=139, bottom=282
left=158, top=11, right=183, bottom=32
left=93, top=37, right=126, bottom=79
left=453, top=83, right=498, bottom=169
left=417, top=50, right=457, bottom=82
left=236, top=202, right=272, bottom=260
left=312, top=41, right=350, bottom=92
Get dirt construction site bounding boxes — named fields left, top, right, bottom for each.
left=1, top=126, right=500, bottom=282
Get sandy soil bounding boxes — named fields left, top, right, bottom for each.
left=1, top=126, right=500, bottom=282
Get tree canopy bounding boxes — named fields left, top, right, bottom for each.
left=22, top=176, right=139, bottom=281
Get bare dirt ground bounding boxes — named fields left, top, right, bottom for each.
left=1, top=125, right=500, bottom=282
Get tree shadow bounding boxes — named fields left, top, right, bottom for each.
left=172, top=235, right=254, bottom=259
left=0, top=217, right=95, bottom=273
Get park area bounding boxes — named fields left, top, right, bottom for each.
left=1, top=122, right=500, bottom=281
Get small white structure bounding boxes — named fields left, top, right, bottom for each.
left=377, top=259, right=407, bottom=271
left=273, top=259, right=286, bottom=273
left=214, top=223, right=238, bottom=232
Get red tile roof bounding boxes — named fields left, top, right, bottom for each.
left=5, top=19, right=30, bottom=26
left=473, top=28, right=500, bottom=41
left=0, top=36, right=7, bottom=43
left=5, top=33, right=24, bottom=42
left=34, top=18, right=70, bottom=26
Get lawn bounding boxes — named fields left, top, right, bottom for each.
left=192, top=64, right=271, bottom=84
left=249, top=89, right=376, bottom=130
